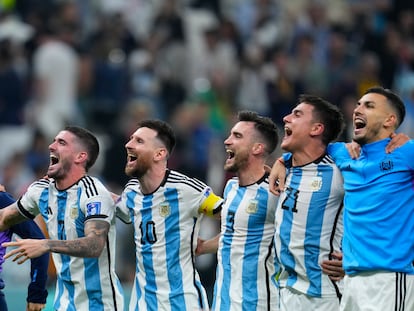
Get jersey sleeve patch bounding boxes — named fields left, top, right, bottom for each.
left=86, top=202, right=102, bottom=216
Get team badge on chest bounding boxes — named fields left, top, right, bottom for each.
left=70, top=206, right=78, bottom=219
left=309, top=176, right=322, bottom=191
left=159, top=202, right=171, bottom=217
left=246, top=199, right=258, bottom=214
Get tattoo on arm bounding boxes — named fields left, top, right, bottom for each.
left=47, top=220, right=110, bottom=258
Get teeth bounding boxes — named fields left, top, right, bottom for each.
left=50, top=155, right=59, bottom=165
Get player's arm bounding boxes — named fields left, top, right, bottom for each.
left=320, top=251, right=344, bottom=281
left=0, top=202, right=28, bottom=231
left=268, top=157, right=287, bottom=196
left=198, top=188, right=223, bottom=218
left=3, top=219, right=110, bottom=264
left=385, top=132, right=410, bottom=153
left=195, top=234, right=220, bottom=255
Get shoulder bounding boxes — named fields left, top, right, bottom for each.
left=78, top=176, right=110, bottom=197
left=166, top=170, right=208, bottom=193
left=124, top=178, right=140, bottom=191
left=327, top=142, right=347, bottom=156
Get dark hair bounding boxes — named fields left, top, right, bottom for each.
left=237, top=110, right=279, bottom=154
left=363, top=86, right=406, bottom=128
left=298, top=94, right=345, bottom=145
left=137, top=119, right=176, bottom=155
left=65, top=126, right=99, bottom=171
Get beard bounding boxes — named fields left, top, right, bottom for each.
left=224, top=153, right=248, bottom=173
left=47, top=160, right=71, bottom=180
left=125, top=156, right=151, bottom=178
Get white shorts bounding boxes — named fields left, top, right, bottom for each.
left=340, top=271, right=414, bottom=311
left=280, top=287, right=340, bottom=311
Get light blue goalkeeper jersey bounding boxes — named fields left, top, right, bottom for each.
left=328, top=139, right=414, bottom=275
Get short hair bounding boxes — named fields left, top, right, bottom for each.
left=363, top=86, right=406, bottom=128
left=137, top=119, right=176, bottom=155
left=298, top=94, right=345, bottom=145
left=65, top=126, right=99, bottom=171
left=237, top=110, right=279, bottom=154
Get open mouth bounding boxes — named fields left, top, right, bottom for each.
left=284, top=127, right=292, bottom=136
left=50, top=155, right=59, bottom=165
left=226, top=150, right=235, bottom=159
left=354, top=118, right=366, bottom=130
left=127, top=154, right=138, bottom=163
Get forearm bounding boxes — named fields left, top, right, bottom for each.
left=47, top=235, right=106, bottom=257
left=199, top=234, right=220, bottom=254
left=48, top=220, right=109, bottom=257
left=0, top=204, right=27, bottom=231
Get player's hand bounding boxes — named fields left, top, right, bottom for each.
left=345, top=141, right=361, bottom=159
left=195, top=238, right=206, bottom=256
left=385, top=132, right=410, bottom=153
left=27, top=302, right=46, bottom=311
left=267, top=159, right=286, bottom=196
left=2, top=238, right=49, bottom=264
left=320, top=251, right=344, bottom=281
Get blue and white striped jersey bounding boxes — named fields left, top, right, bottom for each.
left=213, top=174, right=280, bottom=311
left=116, top=170, right=223, bottom=311
left=275, top=154, right=344, bottom=298
left=17, top=176, right=124, bottom=311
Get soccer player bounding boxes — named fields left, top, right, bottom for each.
left=0, top=189, right=49, bottom=311
left=270, top=87, right=414, bottom=310
left=115, top=119, right=223, bottom=311
left=196, top=111, right=280, bottom=310
left=0, top=126, right=124, bottom=310
left=273, top=95, right=345, bottom=310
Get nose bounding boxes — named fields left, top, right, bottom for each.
left=224, top=134, right=232, bottom=146
left=125, top=138, right=134, bottom=149
left=282, top=114, right=291, bottom=123
left=49, top=140, right=56, bottom=150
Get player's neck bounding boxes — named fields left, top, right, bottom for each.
left=55, top=171, right=86, bottom=190
left=291, top=144, right=326, bottom=167
left=237, top=162, right=265, bottom=186
left=139, top=166, right=167, bottom=194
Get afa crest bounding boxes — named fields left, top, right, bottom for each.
left=246, top=199, right=258, bottom=214
left=159, top=202, right=171, bottom=217
left=70, top=206, right=78, bottom=219
left=379, top=159, right=393, bottom=172
left=310, top=176, right=322, bottom=191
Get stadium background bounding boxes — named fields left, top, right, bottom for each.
left=0, top=0, right=413, bottom=310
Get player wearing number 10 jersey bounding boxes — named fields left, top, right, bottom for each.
left=116, top=119, right=223, bottom=311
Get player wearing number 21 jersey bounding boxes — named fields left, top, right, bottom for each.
left=116, top=170, right=223, bottom=311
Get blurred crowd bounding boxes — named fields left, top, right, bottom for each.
left=0, top=0, right=414, bottom=297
